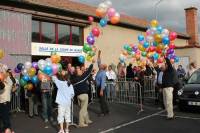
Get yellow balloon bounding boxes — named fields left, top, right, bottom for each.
left=151, top=20, right=159, bottom=27
left=138, top=44, right=146, bottom=52
left=157, top=44, right=164, bottom=50
left=0, top=49, right=4, bottom=59
left=154, top=34, right=162, bottom=43
left=28, top=68, right=36, bottom=77
left=86, top=55, right=93, bottom=62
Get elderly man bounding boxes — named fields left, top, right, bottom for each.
left=95, top=50, right=109, bottom=116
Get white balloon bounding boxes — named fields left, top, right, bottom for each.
left=146, top=36, right=154, bottom=42
left=162, top=29, right=169, bottom=36
left=38, top=59, right=46, bottom=70
left=114, top=12, right=120, bottom=18
left=22, top=69, right=28, bottom=75
left=24, top=62, right=32, bottom=69
left=150, top=27, right=157, bottom=35
left=104, top=0, right=112, bottom=8
left=98, top=3, right=109, bottom=10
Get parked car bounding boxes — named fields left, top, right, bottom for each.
left=177, top=69, right=200, bottom=111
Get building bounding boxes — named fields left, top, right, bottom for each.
left=0, top=0, right=199, bottom=70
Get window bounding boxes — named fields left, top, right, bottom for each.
left=32, top=20, right=40, bottom=42
left=58, top=24, right=70, bottom=45
left=72, top=26, right=83, bottom=46
left=41, top=22, right=55, bottom=43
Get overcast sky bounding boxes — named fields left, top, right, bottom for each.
left=71, top=0, right=200, bottom=34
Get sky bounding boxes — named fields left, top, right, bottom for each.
left=71, top=0, right=200, bottom=35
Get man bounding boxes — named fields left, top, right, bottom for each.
left=0, top=69, right=16, bottom=132
left=162, top=58, right=178, bottom=120
left=177, top=65, right=186, bottom=79
left=106, top=65, right=116, bottom=101
left=96, top=50, right=109, bottom=116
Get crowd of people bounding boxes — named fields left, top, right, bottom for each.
left=0, top=50, right=198, bottom=133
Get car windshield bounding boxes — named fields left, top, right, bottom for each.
left=188, top=71, right=200, bottom=84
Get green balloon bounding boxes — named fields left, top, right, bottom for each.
left=83, top=43, right=92, bottom=53
left=141, top=52, right=147, bottom=57
left=20, top=78, right=27, bottom=87
left=57, top=63, right=62, bottom=72
left=127, top=47, right=132, bottom=52
left=87, top=51, right=96, bottom=57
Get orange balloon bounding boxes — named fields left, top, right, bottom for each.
left=38, top=72, right=50, bottom=81
left=51, top=55, right=60, bottom=64
left=28, top=68, right=36, bottom=77
left=138, top=44, right=146, bottom=52
left=154, top=34, right=162, bottom=43
left=0, top=72, right=5, bottom=81
left=135, top=54, right=140, bottom=60
left=26, top=83, right=33, bottom=91
left=110, top=16, right=120, bottom=24
left=56, top=55, right=61, bottom=63
left=96, top=8, right=106, bottom=17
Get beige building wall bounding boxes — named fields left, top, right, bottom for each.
left=176, top=48, right=200, bottom=68
left=174, top=38, right=188, bottom=47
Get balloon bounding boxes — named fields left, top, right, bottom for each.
left=88, top=51, right=96, bottom=57
left=138, top=35, right=144, bottom=41
left=161, top=29, right=169, bottom=37
left=32, top=62, right=38, bottom=69
left=21, top=69, right=28, bottom=75
left=86, top=55, right=93, bottom=62
left=31, top=75, right=39, bottom=84
left=153, top=42, right=158, bottom=47
left=174, top=56, right=179, bottom=63
left=169, top=43, right=176, bottom=49
left=78, top=56, right=85, bottom=63
left=19, top=79, right=27, bottom=87
left=99, top=18, right=108, bottom=27
left=87, top=36, right=95, bottom=45
left=156, top=25, right=163, bottom=33
left=170, top=59, right=175, bottom=64
left=135, top=54, right=140, bottom=60
left=138, top=44, right=146, bottom=51
left=132, top=46, right=138, bottom=52
left=83, top=43, right=92, bottom=53
left=151, top=20, right=158, bottom=27
left=104, top=0, right=112, bottom=8
left=157, top=57, right=164, bottom=63
left=28, top=68, right=36, bottom=77
left=46, top=59, right=52, bottom=66
left=92, top=27, right=100, bottom=37
left=123, top=44, right=130, bottom=50
left=153, top=53, right=159, bottom=60
left=51, top=55, right=60, bottom=64
left=150, top=27, right=157, bottom=35
left=157, top=44, right=164, bottom=50
left=98, top=3, right=109, bottom=10
left=119, top=55, right=125, bottom=63
left=43, top=66, right=53, bottom=75
left=162, top=37, right=170, bottom=45
left=110, top=15, right=120, bottom=24
left=38, top=72, right=49, bottom=81
left=52, top=64, right=59, bottom=75
left=24, top=61, right=32, bottom=69
left=143, top=42, right=149, bottom=48
left=0, top=72, right=5, bottom=81
left=167, top=48, right=175, bottom=54
left=156, top=47, right=162, bottom=54
left=96, top=8, right=106, bottom=17
left=88, top=16, right=94, bottom=24
left=169, top=32, right=177, bottom=41
left=139, top=40, right=145, bottom=45
left=38, top=59, right=46, bottom=70
left=14, top=67, right=21, bottom=73
left=146, top=35, right=154, bottom=42
left=141, top=51, right=147, bottom=57
left=107, top=8, right=116, bottom=18
left=22, top=75, right=30, bottom=82
left=154, top=34, right=162, bottom=43
left=17, top=63, right=24, bottom=71
left=26, top=83, right=33, bottom=91
left=146, top=29, right=151, bottom=36
left=0, top=49, right=4, bottom=59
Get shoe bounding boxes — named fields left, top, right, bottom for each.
left=28, top=115, right=34, bottom=118
left=86, top=120, right=93, bottom=124
left=44, top=119, right=49, bottom=123
left=58, top=130, right=65, bottom=133
left=167, top=116, right=175, bottom=120
left=78, top=124, right=88, bottom=128
left=98, top=113, right=105, bottom=117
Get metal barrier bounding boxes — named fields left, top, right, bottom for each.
left=10, top=90, right=21, bottom=112
left=143, top=76, right=157, bottom=100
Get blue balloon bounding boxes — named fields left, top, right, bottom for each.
left=22, top=75, right=30, bottom=82
left=78, top=56, right=85, bottom=63
left=153, top=53, right=159, bottom=60
left=143, top=42, right=149, bottom=48
left=17, top=63, right=24, bottom=71
left=138, top=35, right=144, bottom=41
left=162, top=37, right=170, bottom=45
left=156, top=25, right=163, bottom=33
left=119, top=56, right=125, bottom=63
left=99, top=18, right=108, bottom=27
left=31, top=75, right=39, bottom=84
left=123, top=44, right=129, bottom=50
left=174, top=56, right=179, bottom=63
left=43, top=66, right=53, bottom=75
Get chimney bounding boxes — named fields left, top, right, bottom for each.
left=185, top=7, right=199, bottom=46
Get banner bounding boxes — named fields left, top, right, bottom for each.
left=31, top=43, right=83, bottom=57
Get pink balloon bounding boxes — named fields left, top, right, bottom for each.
left=92, top=27, right=100, bottom=37
left=88, top=16, right=94, bottom=24
left=146, top=29, right=151, bottom=36
left=169, top=32, right=177, bottom=41
left=107, top=8, right=116, bottom=18
left=52, top=64, right=58, bottom=75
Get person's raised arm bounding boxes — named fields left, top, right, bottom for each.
left=97, top=50, right=101, bottom=69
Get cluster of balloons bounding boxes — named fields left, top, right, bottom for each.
left=96, top=0, right=120, bottom=25
left=119, top=20, right=179, bottom=66
left=16, top=53, right=62, bottom=91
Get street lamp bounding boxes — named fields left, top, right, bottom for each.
left=154, top=0, right=164, bottom=20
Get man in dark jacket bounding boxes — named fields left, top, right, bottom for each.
left=72, top=62, right=94, bottom=127
left=162, top=58, right=178, bottom=120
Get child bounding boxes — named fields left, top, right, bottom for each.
left=52, top=71, right=74, bottom=133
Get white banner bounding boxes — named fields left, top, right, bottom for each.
left=31, top=43, right=83, bottom=57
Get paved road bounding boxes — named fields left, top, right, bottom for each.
left=10, top=103, right=200, bottom=133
